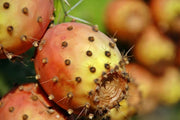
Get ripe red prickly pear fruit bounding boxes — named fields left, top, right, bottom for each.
left=104, top=0, right=151, bottom=43
left=34, top=22, right=131, bottom=116
left=0, top=83, right=67, bottom=120
left=0, top=0, right=54, bottom=59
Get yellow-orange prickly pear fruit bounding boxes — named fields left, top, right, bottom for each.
left=0, top=0, right=54, bottom=59
left=34, top=22, right=131, bottom=118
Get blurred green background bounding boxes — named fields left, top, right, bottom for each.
left=0, top=0, right=180, bottom=120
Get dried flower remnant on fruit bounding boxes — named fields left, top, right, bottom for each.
left=93, top=96, right=100, bottom=104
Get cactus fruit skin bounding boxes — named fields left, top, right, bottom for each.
left=0, top=83, right=67, bottom=120
left=0, top=0, right=54, bottom=59
left=34, top=22, right=130, bottom=116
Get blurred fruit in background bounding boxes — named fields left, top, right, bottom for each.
left=175, top=42, right=180, bottom=67
left=104, top=0, right=180, bottom=118
left=154, top=66, right=180, bottom=105
left=126, top=63, right=180, bottom=118
left=150, top=0, right=180, bottom=38
left=104, top=0, right=151, bottom=43
left=126, top=63, right=159, bottom=115
left=133, top=25, right=176, bottom=75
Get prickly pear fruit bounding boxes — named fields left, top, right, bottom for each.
left=0, top=83, right=67, bottom=120
left=150, top=0, right=180, bottom=35
left=154, top=66, right=180, bottom=105
left=126, top=63, right=158, bottom=114
left=134, top=26, right=176, bottom=75
left=105, top=0, right=151, bottom=42
left=0, top=0, right=54, bottom=59
left=34, top=22, right=130, bottom=117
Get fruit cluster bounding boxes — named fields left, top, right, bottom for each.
left=105, top=0, right=180, bottom=119
left=0, top=0, right=180, bottom=120
left=0, top=0, right=138, bottom=120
